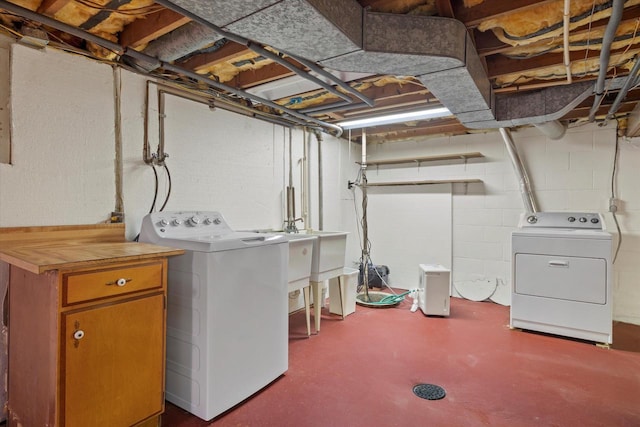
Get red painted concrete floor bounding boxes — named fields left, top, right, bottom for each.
left=162, top=296, right=640, bottom=427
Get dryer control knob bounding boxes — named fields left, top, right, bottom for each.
left=591, top=218, right=599, bottom=224
left=579, top=217, right=587, bottom=223
left=188, top=216, right=201, bottom=226
left=159, top=219, right=169, bottom=227
left=526, top=215, right=537, bottom=224
left=204, top=218, right=213, bottom=225
left=213, top=218, right=221, bottom=225
left=568, top=216, right=576, bottom=222
left=171, top=219, right=183, bottom=226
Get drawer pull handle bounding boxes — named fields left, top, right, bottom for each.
left=106, top=278, right=132, bottom=287
left=73, top=330, right=85, bottom=340
left=548, top=260, right=569, bottom=267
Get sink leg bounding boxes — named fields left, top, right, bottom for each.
left=311, top=281, right=322, bottom=333
left=338, top=275, right=345, bottom=320
left=303, top=285, right=311, bottom=337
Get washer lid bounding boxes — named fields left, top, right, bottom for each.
left=151, top=231, right=285, bottom=252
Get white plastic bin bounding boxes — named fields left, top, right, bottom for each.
left=329, top=268, right=359, bottom=317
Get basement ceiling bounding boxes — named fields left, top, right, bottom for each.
left=1, top=0, right=640, bottom=142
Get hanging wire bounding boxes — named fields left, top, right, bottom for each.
left=158, top=163, right=172, bottom=212
left=611, top=122, right=622, bottom=263
left=148, top=165, right=159, bottom=213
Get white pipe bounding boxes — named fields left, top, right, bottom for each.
left=113, top=66, right=124, bottom=215
left=315, top=130, right=324, bottom=230
left=563, top=0, right=572, bottom=84
left=300, top=128, right=309, bottom=230
left=589, top=0, right=624, bottom=122
left=533, top=120, right=567, bottom=140
left=361, top=129, right=367, bottom=169
left=361, top=128, right=370, bottom=301
left=499, top=128, right=538, bottom=213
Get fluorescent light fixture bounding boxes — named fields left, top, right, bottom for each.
left=338, top=107, right=451, bottom=129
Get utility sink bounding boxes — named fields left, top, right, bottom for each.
left=277, top=233, right=317, bottom=290
left=259, top=230, right=349, bottom=283
left=303, top=231, right=349, bottom=282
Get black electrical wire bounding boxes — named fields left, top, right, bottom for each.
left=159, top=163, right=172, bottom=212
left=611, top=124, right=622, bottom=263
left=133, top=164, right=159, bottom=242
left=148, top=164, right=159, bottom=214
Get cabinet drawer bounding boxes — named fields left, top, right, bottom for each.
left=64, top=262, right=163, bottom=305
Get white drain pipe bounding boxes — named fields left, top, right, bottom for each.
left=500, top=128, right=538, bottom=213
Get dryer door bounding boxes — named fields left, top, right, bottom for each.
left=514, top=253, right=607, bottom=304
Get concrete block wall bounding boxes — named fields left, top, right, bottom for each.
left=0, top=36, right=638, bottom=325
left=365, top=124, right=640, bottom=324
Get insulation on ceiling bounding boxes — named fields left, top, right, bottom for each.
left=502, top=20, right=640, bottom=58
left=478, top=0, right=640, bottom=46
left=199, top=51, right=275, bottom=83
left=496, top=49, right=639, bottom=87
left=55, top=0, right=158, bottom=37
left=275, top=76, right=422, bottom=109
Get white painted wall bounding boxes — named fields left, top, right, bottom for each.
left=0, top=40, right=639, bottom=326
left=363, top=125, right=640, bottom=324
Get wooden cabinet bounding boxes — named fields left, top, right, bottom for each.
left=8, top=260, right=168, bottom=427
left=0, top=224, right=183, bottom=427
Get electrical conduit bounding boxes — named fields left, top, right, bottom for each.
left=589, top=0, right=624, bottom=122
left=500, top=128, right=538, bottom=213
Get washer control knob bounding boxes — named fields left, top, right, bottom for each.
left=171, top=218, right=183, bottom=226
left=213, top=218, right=221, bottom=225
left=591, top=217, right=600, bottom=224
left=526, top=215, right=537, bottom=224
left=188, top=216, right=201, bottom=226
left=579, top=217, right=587, bottom=223
left=204, top=217, right=213, bottom=225
left=159, top=219, right=169, bottom=227
left=567, top=216, right=576, bottom=222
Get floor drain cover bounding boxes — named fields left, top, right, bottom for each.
left=413, top=383, right=446, bottom=400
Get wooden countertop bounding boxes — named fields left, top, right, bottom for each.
left=0, top=223, right=184, bottom=274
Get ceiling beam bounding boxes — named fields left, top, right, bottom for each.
left=351, top=121, right=468, bottom=142
left=226, top=62, right=296, bottom=89
left=435, top=0, right=455, bottom=18
left=120, top=9, right=190, bottom=48
left=37, top=0, right=72, bottom=15
left=488, top=45, right=640, bottom=80
left=561, top=102, right=635, bottom=120
left=179, top=42, right=250, bottom=72
left=453, top=0, right=556, bottom=28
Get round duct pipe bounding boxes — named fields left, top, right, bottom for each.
left=533, top=120, right=567, bottom=140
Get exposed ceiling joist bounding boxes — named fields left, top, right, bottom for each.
left=179, top=42, right=249, bottom=72
left=227, top=62, right=296, bottom=89
left=37, top=0, right=71, bottom=15
left=435, top=0, right=455, bottom=18
left=120, top=9, right=190, bottom=48
left=453, top=0, right=556, bottom=28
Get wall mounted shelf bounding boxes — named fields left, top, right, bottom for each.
left=365, top=179, right=483, bottom=187
left=358, top=152, right=484, bottom=167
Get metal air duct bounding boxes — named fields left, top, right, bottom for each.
left=154, top=0, right=631, bottom=130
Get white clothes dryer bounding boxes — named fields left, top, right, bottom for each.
left=139, top=211, right=288, bottom=420
left=511, top=212, right=613, bottom=344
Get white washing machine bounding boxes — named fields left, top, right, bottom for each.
left=511, top=212, right=613, bottom=344
left=139, top=211, right=288, bottom=421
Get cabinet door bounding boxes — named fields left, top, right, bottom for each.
left=62, top=294, right=165, bottom=426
